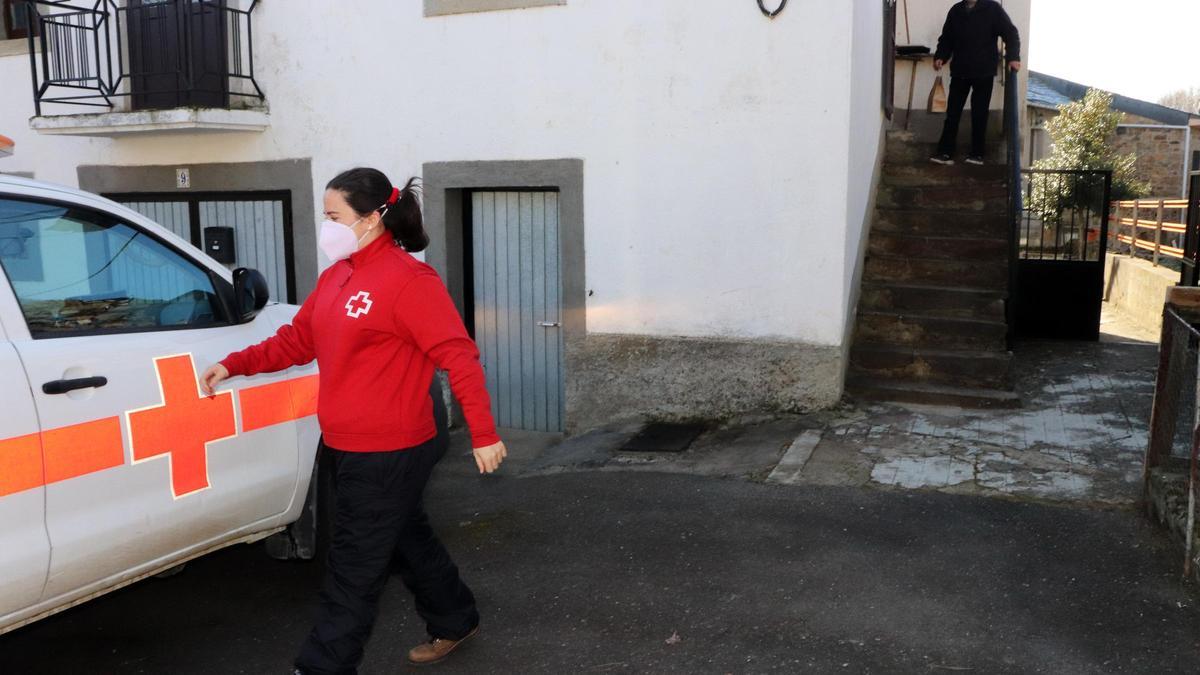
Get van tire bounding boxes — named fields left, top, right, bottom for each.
left=264, top=440, right=330, bottom=562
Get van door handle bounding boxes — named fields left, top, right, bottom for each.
left=537, top=321, right=560, bottom=328
left=43, top=376, right=108, bottom=395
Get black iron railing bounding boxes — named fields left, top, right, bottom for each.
left=1018, top=169, right=1112, bottom=262
left=23, top=0, right=263, bottom=116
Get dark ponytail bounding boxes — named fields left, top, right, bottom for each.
left=326, top=168, right=429, bottom=253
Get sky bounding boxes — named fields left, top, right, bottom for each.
left=1029, top=0, right=1200, bottom=105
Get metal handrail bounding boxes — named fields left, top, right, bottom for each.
left=24, top=0, right=264, bottom=116
left=1004, top=67, right=1021, bottom=346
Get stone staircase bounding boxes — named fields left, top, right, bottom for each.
left=847, top=131, right=1018, bottom=408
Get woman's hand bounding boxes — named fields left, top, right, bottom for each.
left=200, top=363, right=230, bottom=396
left=472, top=441, right=507, bottom=475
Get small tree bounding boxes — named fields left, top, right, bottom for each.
left=1030, top=89, right=1150, bottom=223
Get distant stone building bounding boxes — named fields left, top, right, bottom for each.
left=1026, top=71, right=1200, bottom=198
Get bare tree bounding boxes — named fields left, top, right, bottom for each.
left=1158, top=87, right=1200, bottom=114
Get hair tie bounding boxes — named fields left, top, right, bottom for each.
left=387, top=187, right=400, bottom=205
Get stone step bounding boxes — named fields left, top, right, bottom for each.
left=873, top=208, right=1010, bottom=239
left=884, top=131, right=1008, bottom=165
left=882, top=162, right=1008, bottom=187
left=856, top=311, right=1007, bottom=350
left=849, top=344, right=1012, bottom=389
left=845, top=377, right=1021, bottom=409
left=877, top=183, right=1008, bottom=212
left=863, top=255, right=1008, bottom=289
left=885, top=145, right=1008, bottom=167
left=859, top=283, right=1006, bottom=321
left=868, top=232, right=1008, bottom=260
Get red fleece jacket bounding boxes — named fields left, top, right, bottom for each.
left=220, top=235, right=500, bottom=452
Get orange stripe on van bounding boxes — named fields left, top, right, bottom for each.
left=0, top=432, right=44, bottom=497
left=289, top=374, right=319, bottom=419
left=239, top=374, right=319, bottom=432
left=0, top=373, right=318, bottom=501
left=240, top=380, right=296, bottom=432
left=42, top=417, right=124, bottom=484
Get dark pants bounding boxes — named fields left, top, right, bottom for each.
left=295, top=382, right=478, bottom=675
left=937, top=75, right=994, bottom=157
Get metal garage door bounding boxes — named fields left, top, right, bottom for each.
left=113, top=192, right=296, bottom=304
left=471, top=191, right=563, bottom=432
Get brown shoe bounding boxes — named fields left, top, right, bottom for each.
left=407, top=627, right=479, bottom=665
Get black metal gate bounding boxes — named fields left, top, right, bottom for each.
left=1012, top=169, right=1112, bottom=341
left=1181, top=172, right=1200, bottom=287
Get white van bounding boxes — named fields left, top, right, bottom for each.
left=0, top=175, right=322, bottom=634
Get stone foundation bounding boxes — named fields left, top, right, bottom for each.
left=566, top=333, right=843, bottom=434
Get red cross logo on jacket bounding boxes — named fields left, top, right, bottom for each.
left=345, top=290, right=373, bottom=318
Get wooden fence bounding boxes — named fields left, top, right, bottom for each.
left=1109, top=198, right=1189, bottom=266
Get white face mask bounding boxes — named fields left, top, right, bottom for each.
left=319, top=217, right=376, bottom=262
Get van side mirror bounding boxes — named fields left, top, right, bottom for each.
left=232, top=267, right=270, bottom=323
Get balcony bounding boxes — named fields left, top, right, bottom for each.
left=22, top=0, right=267, bottom=137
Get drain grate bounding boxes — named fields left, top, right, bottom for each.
left=620, top=422, right=706, bottom=453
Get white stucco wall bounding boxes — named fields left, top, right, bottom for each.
left=845, top=0, right=886, bottom=323
left=0, top=0, right=876, bottom=348
left=892, top=0, right=1030, bottom=114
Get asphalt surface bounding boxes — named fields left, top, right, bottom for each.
left=3, top=462, right=1200, bottom=674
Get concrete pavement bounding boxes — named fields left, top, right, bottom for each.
left=3, top=339, right=1196, bottom=673
left=2, top=462, right=1199, bottom=674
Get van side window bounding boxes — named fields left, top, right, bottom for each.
left=0, top=197, right=224, bottom=338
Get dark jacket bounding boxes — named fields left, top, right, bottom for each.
left=934, top=0, right=1021, bottom=79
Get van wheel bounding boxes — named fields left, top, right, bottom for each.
left=264, top=442, right=331, bottom=561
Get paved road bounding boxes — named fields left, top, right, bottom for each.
left=3, top=465, right=1199, bottom=674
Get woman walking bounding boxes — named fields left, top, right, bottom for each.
left=200, top=167, right=505, bottom=674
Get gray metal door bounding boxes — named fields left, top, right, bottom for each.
left=471, top=191, right=563, bottom=432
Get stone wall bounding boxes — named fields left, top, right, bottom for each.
left=1030, top=109, right=1193, bottom=197
left=1111, top=122, right=1188, bottom=198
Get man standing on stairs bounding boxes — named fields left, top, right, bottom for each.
left=929, top=0, right=1021, bottom=166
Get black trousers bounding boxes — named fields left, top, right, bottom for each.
left=937, top=75, right=994, bottom=157
left=295, top=383, right=479, bottom=675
